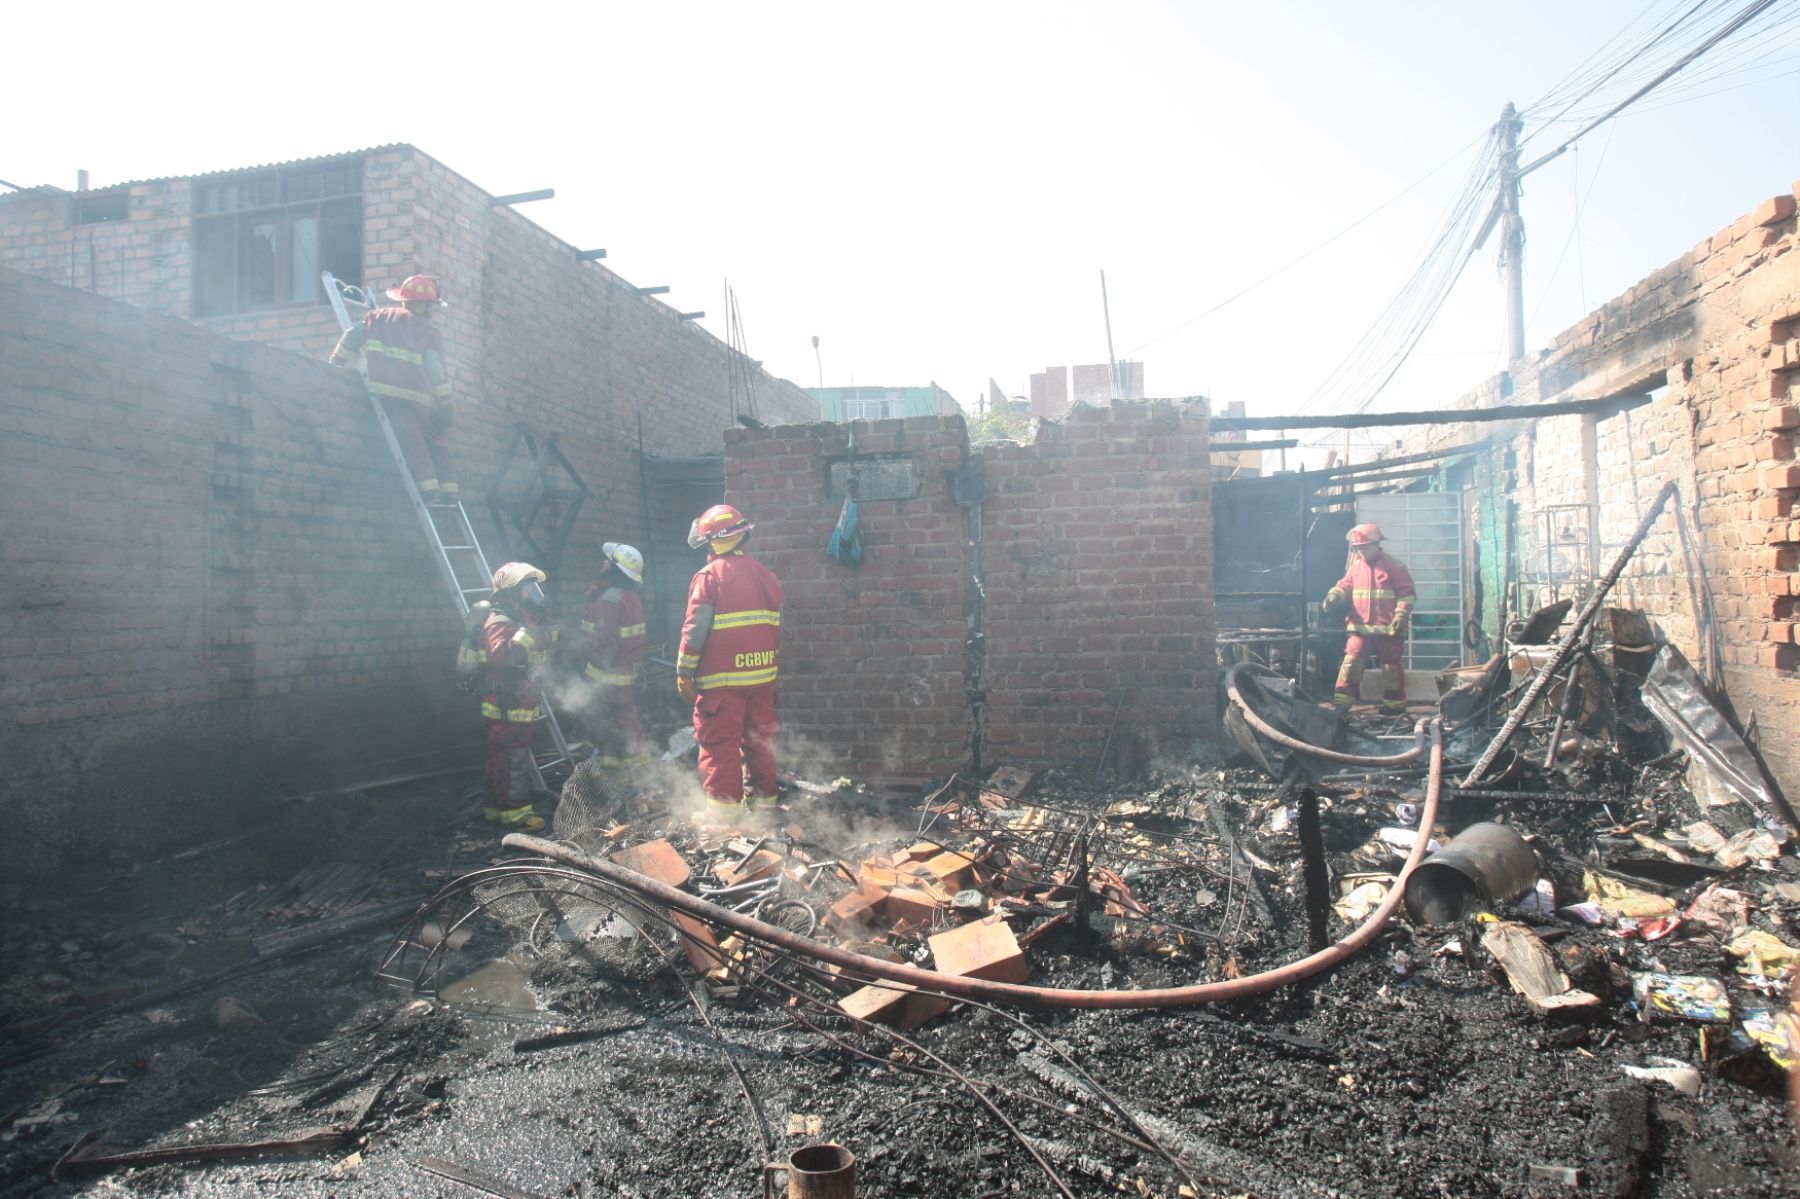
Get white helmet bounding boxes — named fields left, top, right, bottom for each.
left=602, top=542, right=644, bottom=584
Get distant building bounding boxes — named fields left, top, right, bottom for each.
left=1028, top=366, right=1069, bottom=418
left=810, top=384, right=960, bottom=422
left=1029, top=361, right=1145, bottom=418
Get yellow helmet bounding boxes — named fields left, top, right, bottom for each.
left=491, top=562, right=547, bottom=593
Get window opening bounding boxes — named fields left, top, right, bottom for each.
left=192, top=160, right=363, bottom=317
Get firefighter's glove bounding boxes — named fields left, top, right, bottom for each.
left=1323, top=588, right=1350, bottom=619
left=676, top=674, right=698, bottom=704
left=1390, top=613, right=1410, bottom=639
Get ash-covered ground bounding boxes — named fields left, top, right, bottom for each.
left=2, top=746, right=1797, bottom=1199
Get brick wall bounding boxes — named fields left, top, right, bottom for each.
left=1388, top=184, right=1800, bottom=799
left=984, top=401, right=1215, bottom=764
left=721, top=402, right=1216, bottom=778
left=0, top=266, right=462, bottom=874
left=0, top=218, right=817, bottom=874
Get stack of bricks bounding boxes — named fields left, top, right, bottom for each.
left=723, top=403, right=1217, bottom=780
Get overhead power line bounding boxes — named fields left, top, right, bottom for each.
left=1518, top=0, right=1793, bottom=178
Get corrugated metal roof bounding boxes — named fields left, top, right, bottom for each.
left=3, top=145, right=414, bottom=195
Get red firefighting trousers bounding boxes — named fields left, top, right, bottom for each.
left=694, top=684, right=777, bottom=805
left=592, top=683, right=649, bottom=764
left=383, top=397, right=456, bottom=494
left=1334, top=633, right=1406, bottom=710
left=484, top=718, right=535, bottom=808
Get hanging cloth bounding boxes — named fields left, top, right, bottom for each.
left=826, top=496, right=863, bottom=567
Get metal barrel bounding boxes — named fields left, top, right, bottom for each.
left=1403, top=822, right=1538, bottom=924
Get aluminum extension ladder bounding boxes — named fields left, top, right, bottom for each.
left=322, top=272, right=578, bottom=791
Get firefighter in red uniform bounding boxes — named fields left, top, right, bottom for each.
left=481, top=562, right=551, bottom=831
left=677, top=505, right=782, bottom=818
left=329, top=274, right=458, bottom=502
left=581, top=542, right=650, bottom=768
left=1325, top=524, right=1416, bottom=715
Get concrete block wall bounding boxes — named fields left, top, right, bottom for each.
left=722, top=403, right=1216, bottom=778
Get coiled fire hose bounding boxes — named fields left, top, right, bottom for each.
left=502, top=720, right=1441, bottom=1009
left=1224, top=660, right=1430, bottom=767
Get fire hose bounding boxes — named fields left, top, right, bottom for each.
left=502, top=719, right=1441, bottom=1009
left=1224, top=660, right=1430, bottom=767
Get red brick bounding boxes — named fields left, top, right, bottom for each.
left=609, top=838, right=691, bottom=889
left=1754, top=194, right=1797, bottom=227
left=928, top=916, right=1028, bottom=984
left=838, top=980, right=949, bottom=1028
left=671, top=912, right=726, bottom=975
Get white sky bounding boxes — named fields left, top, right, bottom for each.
left=6, top=1, right=1798, bottom=459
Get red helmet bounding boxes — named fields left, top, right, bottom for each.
left=387, top=275, right=442, bottom=303
left=687, top=503, right=753, bottom=550
left=1347, top=523, right=1385, bottom=546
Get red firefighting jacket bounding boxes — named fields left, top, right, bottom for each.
left=679, top=551, right=781, bottom=691
left=338, top=307, right=451, bottom=408
left=481, top=607, right=548, bottom=723
left=1330, top=554, right=1417, bottom=636
left=582, top=585, right=646, bottom=686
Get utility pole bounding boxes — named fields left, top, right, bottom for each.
left=811, top=334, right=822, bottom=389
left=1100, top=269, right=1120, bottom=401
left=1498, top=102, right=1526, bottom=365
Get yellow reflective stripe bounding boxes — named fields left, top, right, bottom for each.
left=619, top=623, right=645, bottom=638
left=1347, top=622, right=1396, bottom=635
left=367, top=380, right=438, bottom=404
left=711, top=609, right=781, bottom=630
left=364, top=339, right=425, bottom=365
left=514, top=628, right=540, bottom=651
left=434, top=382, right=452, bottom=398
left=586, top=664, right=639, bottom=685
left=1350, top=589, right=1397, bottom=599
left=696, top=666, right=778, bottom=688
left=480, top=702, right=541, bottom=722
left=580, top=620, right=597, bottom=634
left=677, top=652, right=699, bottom=669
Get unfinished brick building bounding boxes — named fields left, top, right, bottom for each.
left=0, top=145, right=820, bottom=634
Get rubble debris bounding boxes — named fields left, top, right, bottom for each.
left=51, top=1069, right=394, bottom=1180
left=1620, top=1056, right=1703, bottom=1097
left=412, top=1154, right=552, bottom=1199
left=1713, top=827, right=1784, bottom=869
left=1583, top=871, right=1678, bottom=921
left=1641, top=643, right=1797, bottom=831
left=1479, top=921, right=1602, bottom=1017
left=928, top=917, right=1028, bottom=984
left=210, top=995, right=263, bottom=1032
left=1462, top=479, right=1677, bottom=786
left=1723, top=929, right=1800, bottom=976
left=1632, top=972, right=1732, bottom=1023
left=838, top=980, right=948, bottom=1029
left=609, top=838, right=692, bottom=888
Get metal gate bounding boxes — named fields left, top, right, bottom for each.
left=1356, top=491, right=1465, bottom=681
